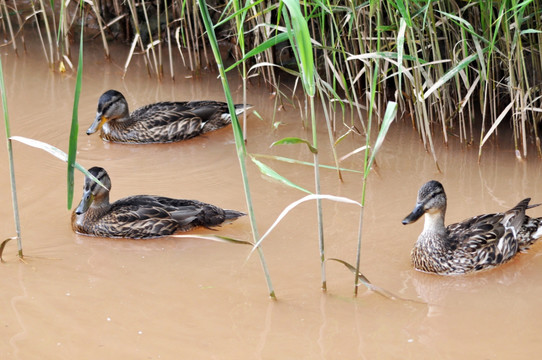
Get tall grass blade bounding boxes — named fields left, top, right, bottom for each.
left=198, top=0, right=275, bottom=298
left=279, top=0, right=324, bottom=290
left=422, top=52, right=480, bottom=101
left=1, top=0, right=17, bottom=53
left=0, top=56, right=23, bottom=258
left=367, top=102, right=397, bottom=175
left=67, top=11, right=84, bottom=209
left=480, top=101, right=514, bottom=148
left=282, top=0, right=315, bottom=96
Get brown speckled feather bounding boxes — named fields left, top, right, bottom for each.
left=87, top=90, right=251, bottom=144
left=72, top=167, right=245, bottom=239
left=403, top=181, right=542, bottom=275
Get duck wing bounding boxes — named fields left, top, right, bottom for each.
left=446, top=198, right=531, bottom=268
left=110, top=195, right=234, bottom=235
left=140, top=196, right=232, bottom=229
left=130, top=101, right=238, bottom=142
left=129, top=102, right=206, bottom=142
left=96, top=199, right=180, bottom=239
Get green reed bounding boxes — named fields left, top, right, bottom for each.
left=67, top=7, right=85, bottom=209
left=198, top=0, right=276, bottom=299
left=4, top=1, right=542, bottom=159
left=0, top=55, right=23, bottom=259
left=3, top=0, right=542, bottom=294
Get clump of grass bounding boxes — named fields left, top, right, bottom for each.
left=5, top=1, right=541, bottom=159
left=3, top=0, right=542, bottom=297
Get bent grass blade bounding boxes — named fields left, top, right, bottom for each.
left=10, top=136, right=107, bottom=190
left=0, top=237, right=17, bottom=263
left=170, top=234, right=252, bottom=245
left=250, top=156, right=312, bottom=194
left=327, top=258, right=425, bottom=304
left=252, top=194, right=361, bottom=251
left=252, top=153, right=362, bottom=174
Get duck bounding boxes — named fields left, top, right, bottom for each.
left=86, top=90, right=251, bottom=143
left=72, top=166, right=246, bottom=239
left=402, top=180, right=542, bottom=275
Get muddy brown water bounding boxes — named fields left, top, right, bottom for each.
left=1, top=38, right=542, bottom=359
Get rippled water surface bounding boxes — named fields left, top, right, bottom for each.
left=1, top=38, right=542, bottom=359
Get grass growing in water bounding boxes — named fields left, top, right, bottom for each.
left=0, top=55, right=23, bottom=260
left=4, top=1, right=541, bottom=157
left=2, top=0, right=541, bottom=297
left=198, top=0, right=276, bottom=298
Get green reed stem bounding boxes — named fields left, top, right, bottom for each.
left=354, top=4, right=382, bottom=294
left=0, top=56, right=23, bottom=259
left=310, top=95, right=326, bottom=291
left=198, top=0, right=275, bottom=299
left=67, top=9, right=84, bottom=209
left=354, top=60, right=378, bottom=296
left=280, top=0, right=324, bottom=290
left=232, top=0, right=248, bottom=140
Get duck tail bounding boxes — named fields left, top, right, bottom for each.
left=224, top=209, right=246, bottom=220
left=233, top=104, right=253, bottom=116
left=220, top=104, right=253, bottom=122
left=518, top=217, right=542, bottom=251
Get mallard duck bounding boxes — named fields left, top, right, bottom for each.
left=86, top=89, right=251, bottom=143
left=72, top=167, right=246, bottom=239
left=402, top=180, right=542, bottom=275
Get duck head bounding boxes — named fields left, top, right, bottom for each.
left=75, top=167, right=112, bottom=215
left=402, top=180, right=447, bottom=225
left=87, top=90, right=130, bottom=135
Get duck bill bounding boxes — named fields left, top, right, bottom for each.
left=75, top=191, right=94, bottom=215
left=402, top=203, right=425, bottom=225
left=86, top=114, right=107, bottom=135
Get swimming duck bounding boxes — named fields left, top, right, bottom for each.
left=72, top=167, right=246, bottom=239
left=402, top=180, right=542, bottom=274
left=86, top=90, right=251, bottom=143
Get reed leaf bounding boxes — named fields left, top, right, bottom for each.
left=422, top=52, right=480, bottom=101
left=271, top=137, right=318, bottom=154
left=252, top=194, right=361, bottom=250
left=327, top=258, right=398, bottom=300
left=366, top=102, right=397, bottom=176
left=10, top=136, right=107, bottom=190
left=281, top=0, right=315, bottom=96
left=67, top=12, right=84, bottom=209
left=0, top=237, right=16, bottom=263
left=170, top=234, right=252, bottom=245
left=250, top=156, right=311, bottom=194
left=225, top=32, right=290, bottom=73
left=480, top=101, right=515, bottom=148
left=252, top=154, right=362, bottom=174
